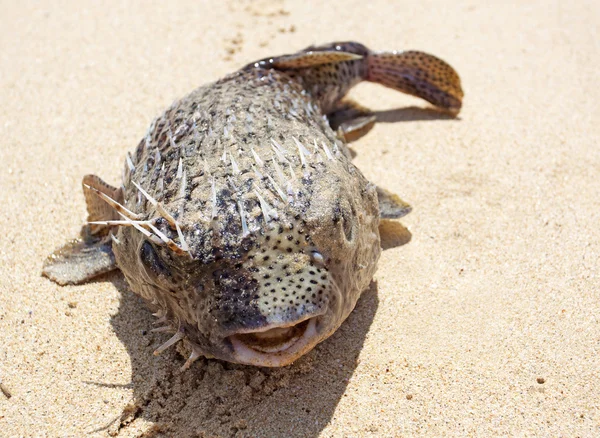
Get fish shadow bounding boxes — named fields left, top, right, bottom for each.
left=379, top=220, right=412, bottom=250
left=344, top=105, right=459, bottom=154
left=374, top=105, right=460, bottom=124
left=95, top=276, right=380, bottom=437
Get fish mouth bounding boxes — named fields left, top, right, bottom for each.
left=228, top=317, right=320, bottom=367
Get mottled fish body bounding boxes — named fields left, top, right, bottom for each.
left=43, top=42, right=463, bottom=367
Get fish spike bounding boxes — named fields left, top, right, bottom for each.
left=203, top=158, right=211, bottom=175
left=126, top=152, right=135, bottom=172
left=266, top=174, right=288, bottom=202
left=153, top=329, right=185, bottom=355
left=87, top=219, right=151, bottom=227
left=180, top=346, right=203, bottom=371
left=177, top=168, right=187, bottom=200
left=174, top=122, right=189, bottom=138
left=175, top=221, right=190, bottom=253
left=146, top=222, right=172, bottom=245
left=270, top=144, right=286, bottom=163
left=288, top=162, right=297, bottom=180
left=253, top=189, right=277, bottom=223
left=252, top=164, right=264, bottom=180
left=153, top=315, right=168, bottom=325
left=168, top=129, right=177, bottom=149
left=312, top=139, right=320, bottom=154
left=151, top=326, right=173, bottom=333
left=272, top=159, right=286, bottom=183
left=270, top=138, right=288, bottom=158
left=83, top=183, right=141, bottom=221
left=176, top=157, right=183, bottom=179
left=227, top=176, right=239, bottom=192
left=230, top=152, right=241, bottom=174
left=115, top=211, right=163, bottom=246
left=286, top=182, right=295, bottom=203
left=132, top=180, right=178, bottom=227
left=147, top=222, right=188, bottom=256
left=321, top=142, right=334, bottom=161
left=251, top=147, right=264, bottom=167
left=132, top=180, right=158, bottom=206
left=238, top=200, right=250, bottom=237
left=293, top=137, right=311, bottom=167
left=157, top=176, right=164, bottom=197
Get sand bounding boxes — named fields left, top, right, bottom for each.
left=1, top=0, right=599, bottom=436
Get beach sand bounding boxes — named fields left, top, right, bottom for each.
left=1, top=0, right=599, bottom=436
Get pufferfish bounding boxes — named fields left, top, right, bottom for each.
left=43, top=41, right=463, bottom=368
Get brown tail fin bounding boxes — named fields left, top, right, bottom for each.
left=367, top=51, right=463, bottom=114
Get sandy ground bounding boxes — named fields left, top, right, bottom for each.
left=1, top=0, right=599, bottom=436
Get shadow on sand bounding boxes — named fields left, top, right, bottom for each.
left=342, top=105, right=458, bottom=150
left=374, top=105, right=459, bottom=124
left=98, top=278, right=378, bottom=437
left=86, top=224, right=410, bottom=437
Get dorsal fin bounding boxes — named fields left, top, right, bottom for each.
left=264, top=51, right=362, bottom=69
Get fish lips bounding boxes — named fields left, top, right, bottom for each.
left=227, top=316, right=321, bottom=367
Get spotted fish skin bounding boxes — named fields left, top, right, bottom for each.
left=117, top=66, right=381, bottom=366
left=43, top=41, right=463, bottom=367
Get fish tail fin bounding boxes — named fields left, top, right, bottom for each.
left=366, top=50, right=463, bottom=114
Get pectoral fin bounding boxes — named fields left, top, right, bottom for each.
left=42, top=232, right=116, bottom=285
left=377, top=186, right=412, bottom=219
left=327, top=99, right=377, bottom=142
left=42, top=174, right=121, bottom=285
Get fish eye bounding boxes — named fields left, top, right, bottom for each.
left=139, top=240, right=171, bottom=281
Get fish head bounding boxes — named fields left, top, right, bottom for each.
left=113, top=165, right=381, bottom=367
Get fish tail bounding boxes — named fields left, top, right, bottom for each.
left=366, top=50, right=464, bottom=114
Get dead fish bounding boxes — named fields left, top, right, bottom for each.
left=43, top=41, right=463, bottom=368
